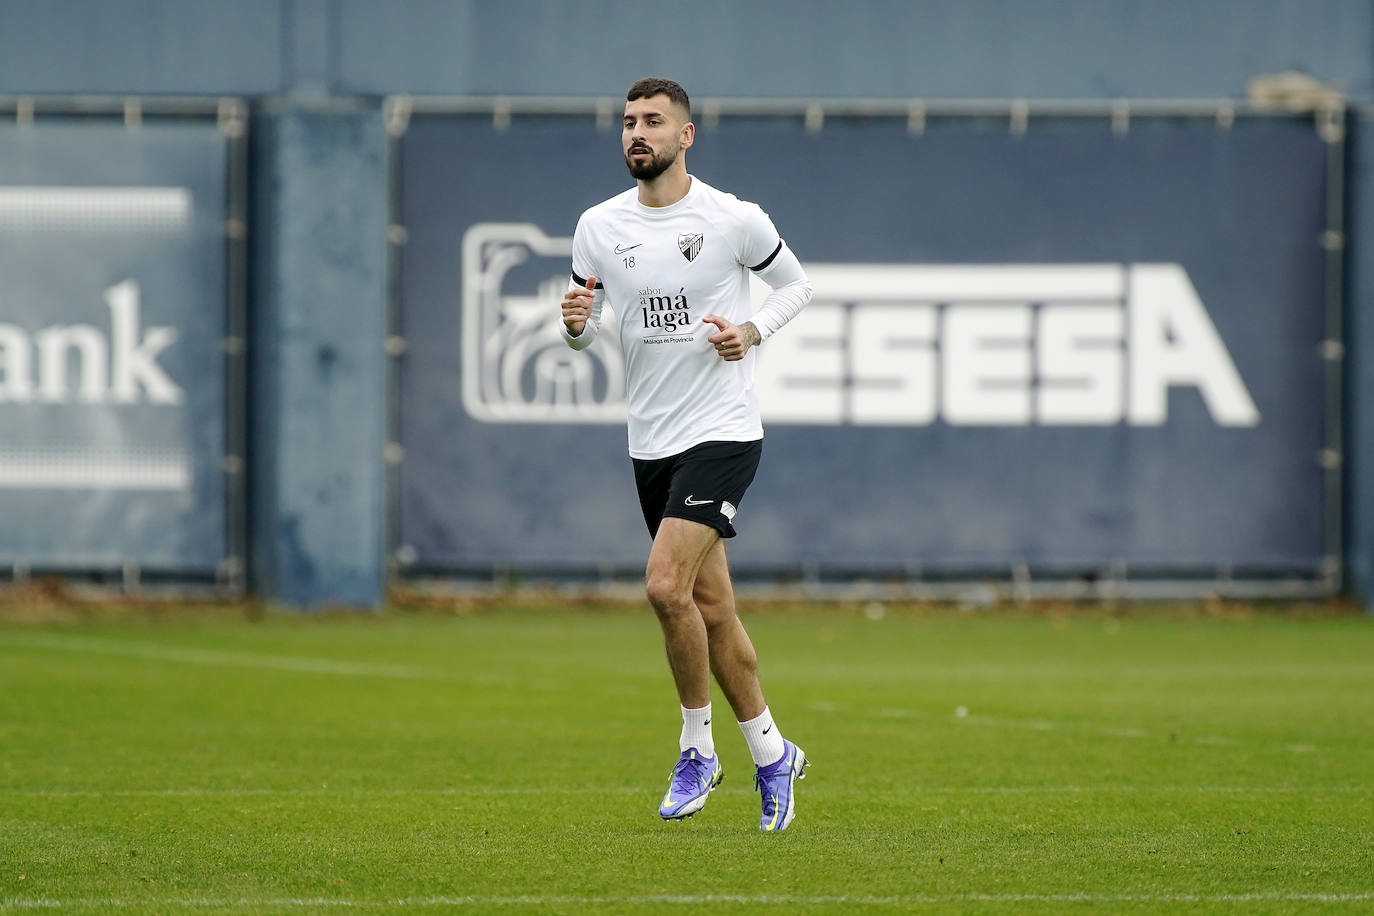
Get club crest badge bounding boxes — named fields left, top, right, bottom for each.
left=678, top=232, right=703, bottom=262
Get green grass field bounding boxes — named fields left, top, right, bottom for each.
left=1, top=600, right=1372, bottom=914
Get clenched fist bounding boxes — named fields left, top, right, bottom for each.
left=562, top=276, right=597, bottom=336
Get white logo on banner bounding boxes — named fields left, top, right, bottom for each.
left=0, top=280, right=183, bottom=406
left=460, top=223, right=1259, bottom=427
left=752, top=263, right=1259, bottom=427
left=461, top=223, right=625, bottom=422
left=0, top=279, right=188, bottom=490
left=0, top=183, right=196, bottom=492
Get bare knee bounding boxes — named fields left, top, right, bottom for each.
left=646, top=570, right=694, bottom=618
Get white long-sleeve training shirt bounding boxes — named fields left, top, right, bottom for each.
left=562, top=176, right=812, bottom=459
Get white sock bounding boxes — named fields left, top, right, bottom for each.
left=680, top=703, right=715, bottom=758
left=738, top=706, right=786, bottom=767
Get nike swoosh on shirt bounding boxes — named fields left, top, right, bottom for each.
left=614, top=243, right=643, bottom=254
left=684, top=496, right=713, bottom=506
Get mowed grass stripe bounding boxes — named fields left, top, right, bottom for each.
left=0, top=632, right=441, bottom=680
left=6, top=891, right=1374, bottom=908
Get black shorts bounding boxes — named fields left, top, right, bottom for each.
left=632, top=439, right=763, bottom=539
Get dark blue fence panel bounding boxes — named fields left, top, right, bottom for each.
left=396, top=114, right=1327, bottom=576
left=0, top=121, right=229, bottom=572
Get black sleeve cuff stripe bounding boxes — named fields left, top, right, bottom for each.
left=571, top=270, right=588, bottom=287
left=749, top=240, right=784, bottom=272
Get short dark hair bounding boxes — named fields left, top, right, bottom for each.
left=626, top=77, right=691, bottom=121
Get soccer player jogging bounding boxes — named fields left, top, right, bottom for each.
left=560, top=77, right=814, bottom=831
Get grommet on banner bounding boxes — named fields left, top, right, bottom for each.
left=384, top=95, right=412, bottom=137
left=217, top=99, right=246, bottom=138
left=595, top=97, right=614, bottom=131
left=1316, top=102, right=1345, bottom=143
left=122, top=561, right=141, bottom=592
left=1099, top=559, right=1128, bottom=602
left=907, top=101, right=926, bottom=135
left=904, top=559, right=924, bottom=583
left=702, top=99, right=721, bottom=131
left=1111, top=99, right=1130, bottom=136
left=1009, top=99, right=1029, bottom=135
left=1012, top=561, right=1032, bottom=604
left=1319, top=555, right=1341, bottom=584
left=1214, top=564, right=1234, bottom=598
left=218, top=556, right=244, bottom=589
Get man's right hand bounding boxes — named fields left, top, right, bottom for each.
left=562, top=276, right=597, bottom=336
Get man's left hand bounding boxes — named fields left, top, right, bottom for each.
left=702, top=315, right=761, bottom=362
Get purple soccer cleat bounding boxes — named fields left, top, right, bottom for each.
left=658, top=748, right=724, bottom=820
left=754, top=739, right=809, bottom=832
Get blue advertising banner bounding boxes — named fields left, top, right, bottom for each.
left=0, top=121, right=228, bottom=572
left=395, top=114, right=1327, bottom=577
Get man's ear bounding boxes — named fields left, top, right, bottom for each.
left=680, top=120, right=695, bottom=150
